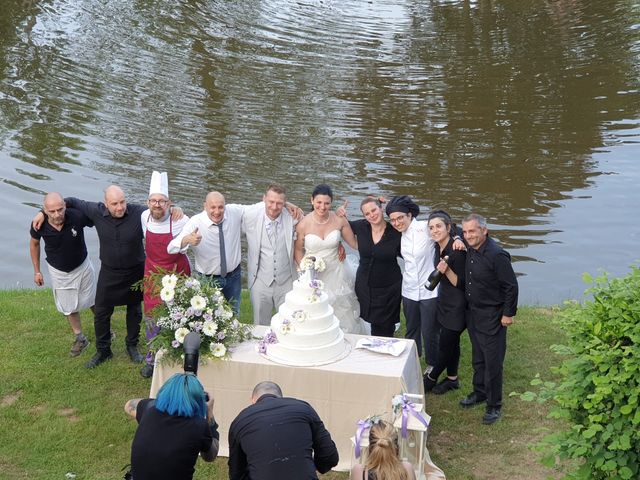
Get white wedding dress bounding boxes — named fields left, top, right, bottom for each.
left=304, top=230, right=369, bottom=335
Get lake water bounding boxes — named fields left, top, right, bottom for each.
left=2, top=0, right=639, bottom=304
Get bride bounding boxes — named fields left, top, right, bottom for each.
left=294, top=184, right=369, bottom=335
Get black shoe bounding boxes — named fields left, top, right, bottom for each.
left=483, top=407, right=502, bottom=425
left=85, top=351, right=113, bottom=369
left=140, top=363, right=154, bottom=378
left=126, top=345, right=144, bottom=364
left=432, top=378, right=460, bottom=395
left=459, top=392, right=487, bottom=408
left=423, top=375, right=437, bottom=392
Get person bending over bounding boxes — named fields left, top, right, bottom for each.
left=124, top=373, right=219, bottom=480
left=351, top=420, right=416, bottom=480
left=228, top=381, right=339, bottom=480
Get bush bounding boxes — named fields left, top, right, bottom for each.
left=519, top=267, right=640, bottom=479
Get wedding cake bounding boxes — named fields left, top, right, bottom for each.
left=259, top=256, right=348, bottom=366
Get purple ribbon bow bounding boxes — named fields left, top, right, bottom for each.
left=354, top=418, right=371, bottom=459
left=399, top=394, right=429, bottom=438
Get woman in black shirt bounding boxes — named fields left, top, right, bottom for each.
left=125, top=373, right=219, bottom=480
left=348, top=197, right=402, bottom=337
left=423, top=211, right=467, bottom=394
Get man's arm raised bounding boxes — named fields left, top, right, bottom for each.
left=181, top=227, right=202, bottom=249
left=167, top=220, right=200, bottom=254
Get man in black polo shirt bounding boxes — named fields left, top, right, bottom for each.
left=29, top=192, right=96, bottom=357
left=459, top=213, right=518, bottom=425
left=228, top=381, right=339, bottom=480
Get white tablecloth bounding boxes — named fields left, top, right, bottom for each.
left=150, top=327, right=424, bottom=471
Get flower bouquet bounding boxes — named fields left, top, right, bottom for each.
left=148, top=273, right=252, bottom=364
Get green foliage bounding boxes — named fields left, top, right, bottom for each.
left=521, top=267, right=640, bottom=479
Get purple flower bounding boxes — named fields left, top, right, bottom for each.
left=144, top=351, right=154, bottom=365
left=203, top=312, right=213, bottom=322
left=145, top=324, right=161, bottom=341
left=216, top=331, right=226, bottom=340
left=171, top=340, right=180, bottom=348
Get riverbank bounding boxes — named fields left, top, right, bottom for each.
left=0, top=289, right=564, bottom=479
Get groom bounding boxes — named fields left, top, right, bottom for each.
left=242, top=184, right=297, bottom=326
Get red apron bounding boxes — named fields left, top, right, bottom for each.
left=143, top=215, right=191, bottom=314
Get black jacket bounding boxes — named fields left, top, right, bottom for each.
left=228, top=395, right=339, bottom=480
left=465, top=236, right=518, bottom=335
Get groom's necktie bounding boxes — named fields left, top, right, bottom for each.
left=217, top=221, right=227, bottom=277
left=268, top=220, right=276, bottom=245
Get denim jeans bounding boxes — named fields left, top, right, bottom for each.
left=197, top=266, right=242, bottom=317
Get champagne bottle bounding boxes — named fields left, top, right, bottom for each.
left=425, top=255, right=449, bottom=291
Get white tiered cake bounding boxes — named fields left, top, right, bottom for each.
left=260, top=258, right=349, bottom=366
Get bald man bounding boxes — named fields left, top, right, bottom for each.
left=29, top=192, right=96, bottom=357
left=228, top=381, right=339, bottom=480
left=59, top=186, right=152, bottom=368
left=168, top=191, right=244, bottom=315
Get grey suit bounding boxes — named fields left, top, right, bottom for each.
left=242, top=202, right=297, bottom=325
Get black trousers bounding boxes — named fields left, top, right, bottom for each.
left=429, top=326, right=463, bottom=381
left=402, top=297, right=439, bottom=365
left=370, top=321, right=396, bottom=337
left=94, top=303, right=142, bottom=354
left=467, top=322, right=507, bottom=408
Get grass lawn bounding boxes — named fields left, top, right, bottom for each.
left=0, top=289, right=565, bottom=479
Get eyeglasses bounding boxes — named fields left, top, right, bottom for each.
left=149, top=199, right=168, bottom=206
left=389, top=214, right=408, bottom=224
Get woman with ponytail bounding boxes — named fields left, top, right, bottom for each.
left=350, top=420, right=416, bottom=480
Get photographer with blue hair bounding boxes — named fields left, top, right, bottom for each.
left=125, top=373, right=219, bottom=479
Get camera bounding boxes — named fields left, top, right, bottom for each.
left=182, top=332, right=210, bottom=402
left=183, top=332, right=201, bottom=375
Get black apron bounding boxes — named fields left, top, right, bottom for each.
left=95, top=263, right=144, bottom=307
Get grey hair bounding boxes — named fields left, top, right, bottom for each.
left=462, top=213, right=487, bottom=228
left=251, top=381, right=283, bottom=400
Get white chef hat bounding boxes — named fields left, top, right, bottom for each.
left=148, top=171, right=169, bottom=198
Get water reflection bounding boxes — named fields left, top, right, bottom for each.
left=1, top=0, right=639, bottom=302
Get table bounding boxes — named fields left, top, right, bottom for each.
left=150, top=327, right=424, bottom=472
